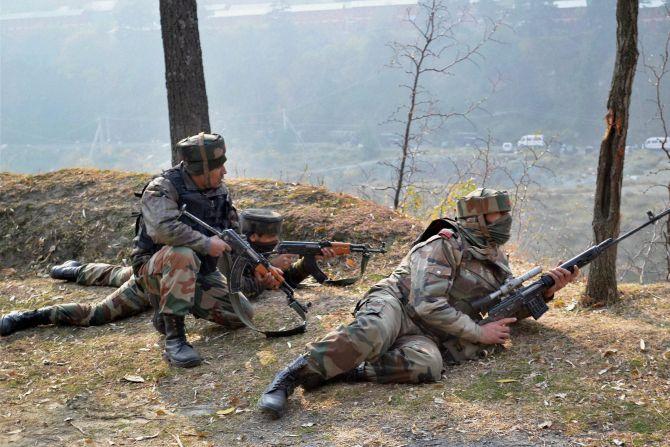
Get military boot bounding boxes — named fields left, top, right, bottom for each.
left=258, top=355, right=324, bottom=418
left=0, top=309, right=51, bottom=336
left=162, top=315, right=202, bottom=368
left=50, top=260, right=83, bottom=282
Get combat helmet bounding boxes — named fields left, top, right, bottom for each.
left=240, top=209, right=283, bottom=237
left=177, top=132, right=227, bottom=179
left=456, top=188, right=511, bottom=242
left=456, top=188, right=511, bottom=218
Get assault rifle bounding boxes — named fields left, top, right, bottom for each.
left=476, top=208, right=670, bottom=324
left=272, top=241, right=387, bottom=286
left=179, top=205, right=308, bottom=338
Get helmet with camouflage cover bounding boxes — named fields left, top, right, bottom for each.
left=177, top=132, right=227, bottom=177
left=240, top=209, right=283, bottom=237
left=456, top=188, right=511, bottom=218
left=456, top=188, right=512, bottom=246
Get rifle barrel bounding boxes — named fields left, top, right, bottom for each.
left=612, top=207, right=670, bottom=244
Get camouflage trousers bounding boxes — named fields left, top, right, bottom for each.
left=45, top=247, right=253, bottom=328
left=45, top=277, right=150, bottom=326
left=304, top=290, right=443, bottom=384
left=135, top=245, right=253, bottom=328
left=76, top=263, right=133, bottom=288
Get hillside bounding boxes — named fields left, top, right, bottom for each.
left=1, top=170, right=669, bottom=447
left=0, top=169, right=416, bottom=273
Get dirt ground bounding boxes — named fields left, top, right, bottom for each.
left=1, top=170, right=669, bottom=447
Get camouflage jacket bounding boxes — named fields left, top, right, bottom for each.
left=140, top=167, right=309, bottom=298
left=140, top=168, right=239, bottom=257
left=369, top=229, right=511, bottom=343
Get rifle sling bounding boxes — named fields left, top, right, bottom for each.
left=322, top=252, right=371, bottom=287
left=228, top=290, right=307, bottom=338
left=227, top=256, right=307, bottom=338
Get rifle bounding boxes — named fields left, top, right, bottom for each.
left=470, top=266, right=543, bottom=313
left=478, top=208, right=670, bottom=324
left=179, top=205, right=308, bottom=338
left=272, top=241, right=387, bottom=286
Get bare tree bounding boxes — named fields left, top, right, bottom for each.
left=384, top=0, right=502, bottom=209
left=583, top=0, right=638, bottom=307
left=390, top=131, right=553, bottom=240
left=160, top=0, right=211, bottom=165
left=642, top=6, right=670, bottom=280
left=617, top=224, right=663, bottom=283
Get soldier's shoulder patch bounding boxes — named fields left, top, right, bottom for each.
left=438, top=229, right=454, bottom=239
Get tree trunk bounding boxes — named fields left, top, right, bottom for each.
left=583, top=0, right=638, bottom=306
left=159, top=0, right=211, bottom=166
left=666, top=184, right=670, bottom=281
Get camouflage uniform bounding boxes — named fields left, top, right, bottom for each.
left=131, top=162, right=251, bottom=326
left=4, top=242, right=306, bottom=334
left=300, top=189, right=514, bottom=383
left=258, top=188, right=515, bottom=418
left=42, top=277, right=150, bottom=327
left=36, top=217, right=308, bottom=330
left=76, top=263, right=133, bottom=287
left=304, top=229, right=512, bottom=384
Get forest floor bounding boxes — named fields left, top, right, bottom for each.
left=1, top=169, right=669, bottom=447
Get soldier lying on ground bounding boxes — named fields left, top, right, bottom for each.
left=0, top=133, right=336, bottom=370
left=0, top=209, right=332, bottom=337
left=258, top=188, right=580, bottom=418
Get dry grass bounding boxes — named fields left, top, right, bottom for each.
left=1, top=170, right=669, bottom=446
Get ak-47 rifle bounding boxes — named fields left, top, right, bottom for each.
left=179, top=205, right=308, bottom=338
left=475, top=208, right=670, bottom=324
left=272, top=240, right=387, bottom=286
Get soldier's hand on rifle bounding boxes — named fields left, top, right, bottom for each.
left=544, top=264, right=580, bottom=297
left=208, top=236, right=231, bottom=257
left=318, top=247, right=337, bottom=260
left=270, top=254, right=298, bottom=271
left=479, top=317, right=516, bottom=344
left=255, top=266, right=284, bottom=290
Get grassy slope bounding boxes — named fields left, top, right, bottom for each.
left=1, top=169, right=669, bottom=447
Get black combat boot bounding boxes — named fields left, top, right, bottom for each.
left=258, top=355, right=324, bottom=418
left=162, top=315, right=202, bottom=368
left=0, top=309, right=51, bottom=336
left=50, top=260, right=83, bottom=282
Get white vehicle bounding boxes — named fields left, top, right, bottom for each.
left=501, top=142, right=514, bottom=152
left=643, top=137, right=668, bottom=150
left=517, top=134, right=546, bottom=148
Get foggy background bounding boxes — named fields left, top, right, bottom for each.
left=1, top=0, right=669, bottom=280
